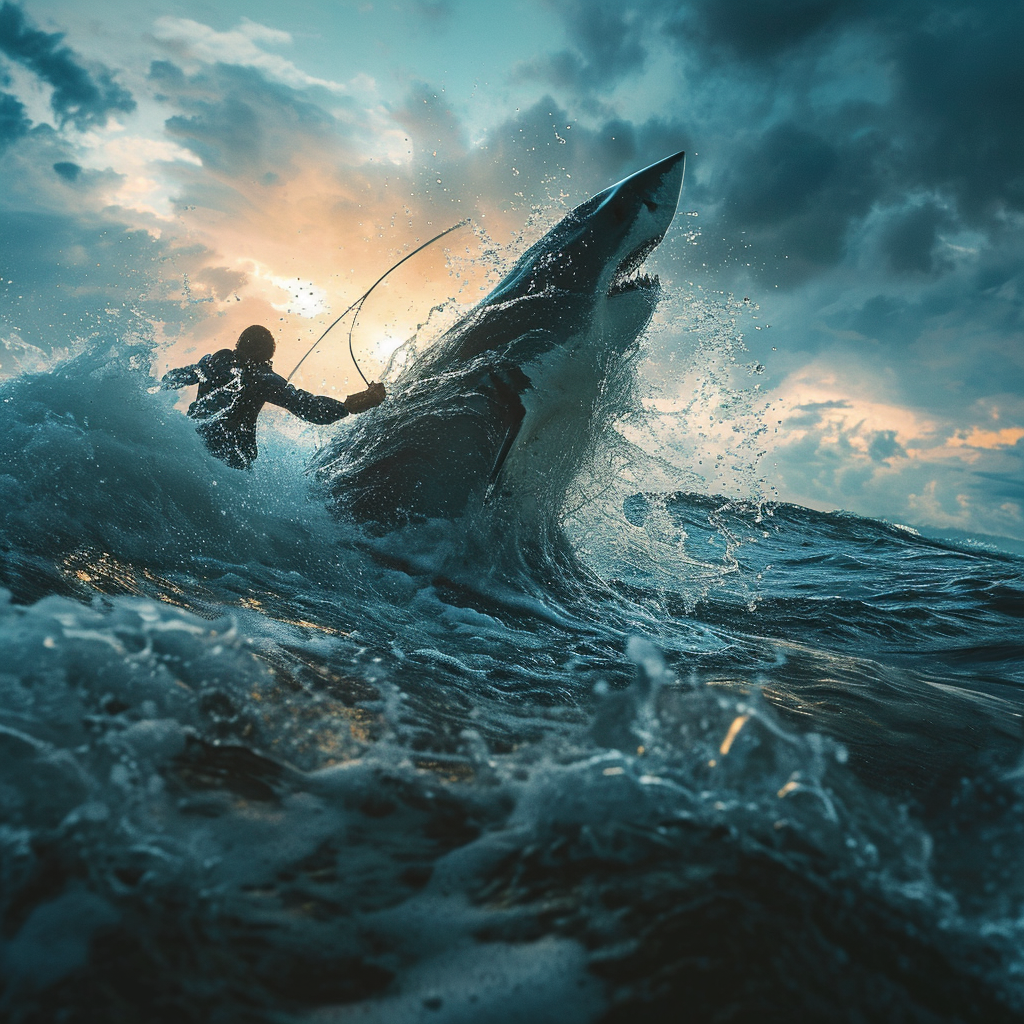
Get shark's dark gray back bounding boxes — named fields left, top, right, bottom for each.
left=313, top=152, right=685, bottom=533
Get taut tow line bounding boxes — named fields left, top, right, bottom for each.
left=286, top=219, right=470, bottom=385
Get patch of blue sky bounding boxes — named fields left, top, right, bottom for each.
left=24, top=0, right=562, bottom=132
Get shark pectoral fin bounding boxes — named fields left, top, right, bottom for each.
left=483, top=369, right=529, bottom=504
left=484, top=420, right=523, bottom=503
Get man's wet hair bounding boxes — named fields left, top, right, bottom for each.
left=235, top=325, right=275, bottom=363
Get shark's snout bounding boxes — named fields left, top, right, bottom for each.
left=605, top=151, right=685, bottom=299
left=636, top=150, right=687, bottom=200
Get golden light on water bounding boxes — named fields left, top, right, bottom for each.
left=718, top=714, right=750, bottom=756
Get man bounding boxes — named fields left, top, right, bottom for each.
left=162, top=324, right=386, bottom=469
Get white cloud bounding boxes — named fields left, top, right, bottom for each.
left=76, top=128, right=202, bottom=221
left=948, top=426, right=1024, bottom=450
left=240, top=261, right=329, bottom=319
left=0, top=59, right=55, bottom=128
left=151, top=16, right=349, bottom=93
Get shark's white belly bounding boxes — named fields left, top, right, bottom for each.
left=500, top=308, right=637, bottom=519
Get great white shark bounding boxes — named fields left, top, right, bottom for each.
left=315, top=151, right=686, bottom=531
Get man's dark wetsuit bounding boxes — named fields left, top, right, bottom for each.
left=163, top=349, right=348, bottom=468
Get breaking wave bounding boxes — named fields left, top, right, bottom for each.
left=1, top=323, right=1023, bottom=1023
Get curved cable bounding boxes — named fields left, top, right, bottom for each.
left=287, top=219, right=470, bottom=384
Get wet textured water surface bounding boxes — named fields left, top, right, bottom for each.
left=1, top=342, right=1024, bottom=1023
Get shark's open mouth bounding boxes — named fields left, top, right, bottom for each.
left=608, top=237, right=662, bottom=297
left=321, top=151, right=685, bottom=525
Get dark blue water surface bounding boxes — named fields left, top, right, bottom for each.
left=1, top=345, right=1023, bottom=1023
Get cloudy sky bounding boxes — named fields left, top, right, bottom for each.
left=1, top=0, right=1022, bottom=545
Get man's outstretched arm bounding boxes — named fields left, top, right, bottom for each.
left=161, top=351, right=218, bottom=389
left=161, top=363, right=201, bottom=389
left=271, top=379, right=387, bottom=424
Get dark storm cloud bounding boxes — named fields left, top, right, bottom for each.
left=668, top=0, right=878, bottom=64
left=392, top=81, right=468, bottom=157
left=51, top=160, right=81, bottom=181
left=0, top=208, right=196, bottom=360
left=721, top=0, right=1022, bottom=278
left=728, top=125, right=840, bottom=226
left=784, top=399, right=851, bottom=429
left=720, top=122, right=879, bottom=281
left=799, top=400, right=852, bottom=412
left=836, top=230, right=1024, bottom=412
left=891, top=5, right=1024, bottom=221
left=444, top=96, right=691, bottom=223
left=867, top=430, right=906, bottom=464
left=148, top=59, right=185, bottom=96
left=879, top=201, right=954, bottom=276
left=534, top=0, right=1024, bottom=291
left=158, top=62, right=336, bottom=176
left=972, top=466, right=1024, bottom=503
left=514, top=0, right=648, bottom=91
left=0, top=1, right=134, bottom=130
left=0, top=89, right=28, bottom=150
left=846, top=294, right=916, bottom=345
left=770, top=421, right=1024, bottom=541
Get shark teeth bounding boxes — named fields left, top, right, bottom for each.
left=608, top=236, right=661, bottom=297
left=608, top=271, right=660, bottom=297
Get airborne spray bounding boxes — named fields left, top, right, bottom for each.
left=4, top=154, right=1024, bottom=1024
left=287, top=220, right=470, bottom=385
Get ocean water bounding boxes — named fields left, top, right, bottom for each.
left=1, top=332, right=1023, bottom=1023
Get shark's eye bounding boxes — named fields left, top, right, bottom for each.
left=610, top=195, right=631, bottom=224
left=643, top=200, right=658, bottom=213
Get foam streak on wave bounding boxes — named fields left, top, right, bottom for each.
left=1, top=325, right=1023, bottom=1021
